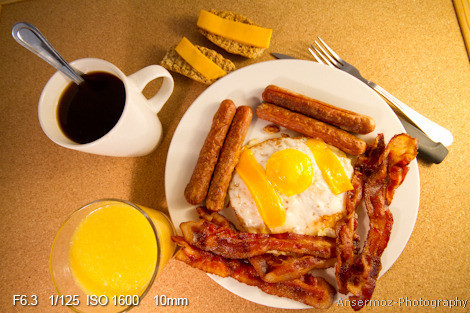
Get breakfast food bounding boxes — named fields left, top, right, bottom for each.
left=161, top=37, right=235, bottom=84
left=69, top=202, right=158, bottom=297
left=172, top=236, right=336, bottom=309
left=263, top=85, right=376, bottom=134
left=178, top=217, right=336, bottom=259
left=334, top=162, right=364, bottom=295
left=249, top=254, right=336, bottom=283
left=335, top=133, right=417, bottom=311
left=184, top=100, right=237, bottom=205
left=206, top=106, right=253, bottom=211
left=173, top=208, right=337, bottom=308
left=197, top=10, right=272, bottom=58
left=176, top=85, right=417, bottom=310
left=229, top=137, right=354, bottom=236
left=256, top=102, right=367, bottom=155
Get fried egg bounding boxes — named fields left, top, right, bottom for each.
left=228, top=137, right=354, bottom=237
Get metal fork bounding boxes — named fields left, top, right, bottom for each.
left=308, top=37, right=453, bottom=147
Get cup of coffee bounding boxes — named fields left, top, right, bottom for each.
left=38, top=58, right=174, bottom=157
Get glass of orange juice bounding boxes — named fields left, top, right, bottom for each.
left=50, top=199, right=176, bottom=312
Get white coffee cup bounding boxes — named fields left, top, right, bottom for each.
left=38, top=58, right=174, bottom=157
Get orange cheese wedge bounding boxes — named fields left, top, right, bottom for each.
left=175, top=37, right=227, bottom=80
left=236, top=148, right=286, bottom=228
left=197, top=10, right=272, bottom=48
left=307, top=139, right=353, bottom=195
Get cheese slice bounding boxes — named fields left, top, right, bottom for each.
left=306, top=139, right=354, bottom=195
left=236, top=148, right=286, bottom=228
left=197, top=10, right=272, bottom=48
left=174, top=37, right=226, bottom=80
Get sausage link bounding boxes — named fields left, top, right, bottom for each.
left=256, top=102, right=366, bottom=155
left=206, top=106, right=253, bottom=211
left=262, top=85, right=375, bottom=134
left=184, top=100, right=237, bottom=205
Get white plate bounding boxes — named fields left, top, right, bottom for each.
left=165, top=60, right=420, bottom=309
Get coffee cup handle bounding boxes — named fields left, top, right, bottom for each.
left=127, top=65, right=174, bottom=114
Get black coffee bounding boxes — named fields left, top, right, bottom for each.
left=57, top=71, right=126, bottom=144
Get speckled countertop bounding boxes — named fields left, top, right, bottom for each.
left=0, top=0, right=469, bottom=312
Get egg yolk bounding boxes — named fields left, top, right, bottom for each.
left=266, top=149, right=313, bottom=197
left=236, top=148, right=286, bottom=228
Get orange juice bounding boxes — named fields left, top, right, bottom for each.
left=139, top=206, right=176, bottom=275
left=69, top=201, right=175, bottom=297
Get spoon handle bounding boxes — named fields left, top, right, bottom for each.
left=11, top=22, right=84, bottom=85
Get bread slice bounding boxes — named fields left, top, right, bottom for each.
left=198, top=10, right=266, bottom=59
left=161, top=44, right=235, bottom=85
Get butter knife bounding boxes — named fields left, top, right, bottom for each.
left=271, top=52, right=448, bottom=163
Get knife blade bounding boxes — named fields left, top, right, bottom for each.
left=271, top=52, right=448, bottom=163
left=271, top=52, right=297, bottom=60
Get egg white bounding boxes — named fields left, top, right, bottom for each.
left=228, top=137, right=354, bottom=237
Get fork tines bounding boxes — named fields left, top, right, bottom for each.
left=309, top=37, right=343, bottom=68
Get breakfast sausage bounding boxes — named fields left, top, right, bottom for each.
left=184, top=99, right=237, bottom=205
left=206, top=106, right=253, bottom=211
left=256, top=102, right=366, bottom=155
left=262, top=85, right=375, bottom=134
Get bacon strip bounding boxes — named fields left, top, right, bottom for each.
left=172, top=236, right=259, bottom=285
left=172, top=236, right=336, bottom=309
left=334, top=170, right=364, bottom=293
left=180, top=219, right=336, bottom=259
left=259, top=276, right=336, bottom=309
left=385, top=134, right=418, bottom=205
left=196, top=206, right=236, bottom=231
left=335, top=134, right=385, bottom=294
left=249, top=254, right=335, bottom=283
left=344, top=134, right=417, bottom=311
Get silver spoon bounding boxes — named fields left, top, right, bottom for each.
left=11, top=22, right=85, bottom=85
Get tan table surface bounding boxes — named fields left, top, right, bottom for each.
left=1, top=0, right=469, bottom=312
